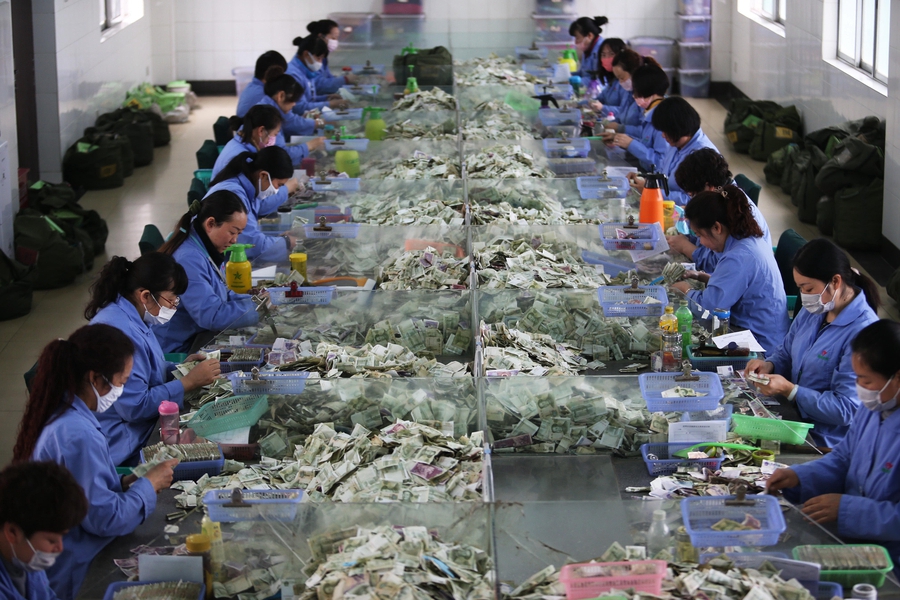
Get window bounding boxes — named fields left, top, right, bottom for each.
left=753, top=0, right=786, bottom=25
left=100, top=0, right=143, bottom=36
left=837, top=0, right=890, bottom=83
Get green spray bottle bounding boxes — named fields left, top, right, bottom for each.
left=362, top=107, right=386, bottom=141
left=224, top=243, right=254, bottom=294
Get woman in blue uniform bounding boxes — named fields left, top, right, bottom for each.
left=768, top=319, right=900, bottom=572
left=207, top=147, right=296, bottom=264
left=602, top=63, right=669, bottom=171
left=13, top=325, right=177, bottom=599
left=305, top=19, right=354, bottom=96
left=746, top=239, right=879, bottom=448
left=86, top=253, right=221, bottom=466
left=568, top=16, right=607, bottom=78
left=0, top=461, right=88, bottom=600
left=236, top=50, right=287, bottom=118
left=255, top=66, right=325, bottom=163
left=154, top=191, right=258, bottom=353
left=214, top=105, right=283, bottom=178
left=671, top=184, right=789, bottom=352
left=287, top=36, right=348, bottom=116
left=589, top=38, right=627, bottom=105
left=591, top=49, right=645, bottom=127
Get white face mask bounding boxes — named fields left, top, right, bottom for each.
left=258, top=172, right=278, bottom=201
left=801, top=283, right=835, bottom=315
left=306, top=57, right=323, bottom=72
left=12, top=538, right=60, bottom=573
left=857, top=374, right=898, bottom=412
left=327, top=38, right=339, bottom=52
left=620, top=78, right=633, bottom=92
left=92, top=376, right=124, bottom=413
left=143, top=294, right=177, bottom=326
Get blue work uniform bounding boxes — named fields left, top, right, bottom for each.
left=595, top=78, right=627, bottom=107
left=211, top=137, right=291, bottom=209
left=236, top=77, right=265, bottom=118
left=91, top=297, right=185, bottom=466
left=287, top=56, right=327, bottom=114
left=0, top=558, right=58, bottom=600
left=312, top=56, right=347, bottom=96
left=153, top=226, right=259, bottom=353
left=623, top=102, right=668, bottom=172
left=257, top=95, right=316, bottom=139
left=574, top=37, right=603, bottom=79
left=610, top=94, right=642, bottom=128
left=784, top=406, right=900, bottom=573
left=206, top=175, right=290, bottom=264
left=686, top=234, right=789, bottom=353
left=659, top=128, right=719, bottom=206
left=766, top=292, right=878, bottom=447
left=691, top=192, right=771, bottom=272
left=33, top=398, right=157, bottom=600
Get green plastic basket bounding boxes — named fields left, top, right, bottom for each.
left=792, top=545, right=894, bottom=588
left=731, top=414, right=814, bottom=445
left=186, top=394, right=269, bottom=438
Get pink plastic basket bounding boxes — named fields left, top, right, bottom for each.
left=559, top=560, right=667, bottom=599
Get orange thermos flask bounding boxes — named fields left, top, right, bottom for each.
left=638, top=165, right=669, bottom=231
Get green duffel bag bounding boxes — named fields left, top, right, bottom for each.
left=815, top=137, right=885, bottom=195
left=0, top=250, right=35, bottom=321
left=393, top=46, right=453, bottom=86
left=130, top=109, right=170, bottom=147
left=724, top=99, right=784, bottom=154
left=26, top=180, right=79, bottom=211
left=84, top=128, right=134, bottom=178
left=804, top=115, right=885, bottom=151
left=749, top=120, right=803, bottom=162
left=779, top=143, right=799, bottom=194
left=95, top=108, right=128, bottom=129
left=790, top=146, right=828, bottom=223
left=764, top=143, right=798, bottom=185
left=99, top=119, right=154, bottom=167
left=833, top=178, right=884, bottom=251
left=14, top=212, right=87, bottom=289
left=196, top=139, right=219, bottom=170
left=62, top=134, right=124, bottom=190
left=29, top=180, right=108, bottom=255
left=816, top=196, right=834, bottom=236
left=213, top=116, right=233, bottom=146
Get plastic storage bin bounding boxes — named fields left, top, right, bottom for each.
left=546, top=157, right=596, bottom=176
left=581, top=251, right=635, bottom=276
left=523, top=63, right=556, bottom=79
left=578, top=176, right=630, bottom=199
left=793, top=545, right=894, bottom=588
left=516, top=45, right=550, bottom=60
left=731, top=414, right=814, bottom=445
left=204, top=489, right=303, bottom=522
left=382, top=0, right=423, bottom=15
left=535, top=0, right=575, bottom=15
left=812, top=582, right=843, bottom=600
left=322, top=108, right=364, bottom=122
left=103, top=582, right=204, bottom=600
left=139, top=445, right=224, bottom=482
left=678, top=69, right=711, bottom=97
left=679, top=0, right=712, bottom=15
left=677, top=14, right=712, bottom=42
left=267, top=286, right=335, bottom=306
left=638, top=371, right=724, bottom=412
left=230, top=371, right=310, bottom=395
left=560, top=560, right=667, bottom=599
left=376, top=14, right=425, bottom=46
left=686, top=345, right=759, bottom=372
left=629, top=37, right=677, bottom=69
left=682, top=494, right=786, bottom=547
left=219, top=347, right=266, bottom=374
left=600, top=222, right=660, bottom=251
left=678, top=41, right=712, bottom=69
left=681, top=404, right=733, bottom=428
left=310, top=178, right=361, bottom=192
left=328, top=12, right=376, bottom=47
left=640, top=442, right=726, bottom=476
left=532, top=14, right=574, bottom=45
left=538, top=108, right=582, bottom=127
left=302, top=222, right=361, bottom=239
left=325, top=138, right=369, bottom=152
left=543, top=138, right=590, bottom=158
left=599, top=285, right=669, bottom=319
left=186, top=394, right=269, bottom=438
left=232, top=66, right=254, bottom=97
left=533, top=83, right=573, bottom=100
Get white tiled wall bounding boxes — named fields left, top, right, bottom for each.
left=0, top=0, right=19, bottom=255
left=32, top=0, right=152, bottom=181
left=881, top=0, right=900, bottom=248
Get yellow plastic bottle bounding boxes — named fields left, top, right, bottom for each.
left=362, top=107, right=386, bottom=141
left=224, top=243, right=254, bottom=294
left=662, top=200, right=676, bottom=232
left=334, top=147, right=360, bottom=177
left=559, top=48, right=579, bottom=74
left=659, top=305, right=678, bottom=333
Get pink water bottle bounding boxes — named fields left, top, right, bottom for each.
left=158, top=401, right=180, bottom=445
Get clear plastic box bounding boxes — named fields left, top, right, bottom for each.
left=678, top=69, right=711, bottom=97
left=538, top=108, right=582, bottom=127
left=534, top=0, right=575, bottom=16
left=328, top=12, right=377, bottom=47
left=679, top=0, right=712, bottom=15
left=677, top=14, right=712, bottom=42
left=629, top=36, right=677, bottom=69
left=522, top=63, right=556, bottom=79
left=231, top=66, right=254, bottom=97
left=678, top=41, right=712, bottom=69
left=543, top=138, right=590, bottom=158
left=325, top=138, right=369, bottom=152
left=204, top=490, right=303, bottom=522
left=682, top=494, right=786, bottom=547
left=533, top=82, right=573, bottom=100
left=376, top=14, right=426, bottom=46
left=532, top=14, right=574, bottom=45
left=382, top=0, right=423, bottom=15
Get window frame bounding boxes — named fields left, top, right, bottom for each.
left=837, top=0, right=889, bottom=84
left=751, top=0, right=786, bottom=26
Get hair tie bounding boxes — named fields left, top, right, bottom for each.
left=179, top=227, right=187, bottom=234
left=851, top=267, right=860, bottom=276
left=189, top=200, right=202, bottom=216
left=720, top=189, right=728, bottom=198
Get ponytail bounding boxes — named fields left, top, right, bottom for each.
left=253, top=50, right=287, bottom=81
left=14, top=324, right=134, bottom=461
left=793, top=238, right=881, bottom=313
left=684, top=184, right=763, bottom=240
left=210, top=147, right=293, bottom=188
left=612, top=48, right=648, bottom=75
left=232, top=105, right=282, bottom=145
left=85, top=253, right=189, bottom=320
left=263, top=66, right=304, bottom=103
left=296, top=35, right=328, bottom=59
left=159, top=190, right=248, bottom=256
left=569, top=16, right=608, bottom=38
left=307, top=19, right=338, bottom=37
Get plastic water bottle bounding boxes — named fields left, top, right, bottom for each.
left=676, top=300, right=693, bottom=354
left=158, top=400, right=180, bottom=445
left=647, top=509, right=671, bottom=558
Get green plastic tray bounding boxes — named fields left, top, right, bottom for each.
left=792, top=544, right=894, bottom=588
left=186, top=394, right=268, bottom=438
left=164, top=353, right=188, bottom=364
left=731, top=413, right=814, bottom=445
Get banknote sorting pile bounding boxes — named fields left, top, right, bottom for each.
left=460, top=111, right=540, bottom=141
left=354, top=197, right=464, bottom=226
left=111, top=582, right=202, bottom=600
left=793, top=545, right=890, bottom=570
left=275, top=342, right=471, bottom=378
left=392, top=88, right=458, bottom=112
left=643, top=461, right=776, bottom=500
left=454, top=55, right=541, bottom=86
left=379, top=248, right=471, bottom=290
left=299, top=525, right=494, bottom=600
left=465, top=145, right=553, bottom=179
left=139, top=441, right=221, bottom=469
left=382, top=119, right=459, bottom=141
left=368, top=152, right=462, bottom=180
left=467, top=181, right=607, bottom=225
left=474, top=236, right=611, bottom=289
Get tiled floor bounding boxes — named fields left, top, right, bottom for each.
left=0, top=95, right=895, bottom=466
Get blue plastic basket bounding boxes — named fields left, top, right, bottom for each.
left=681, top=494, right=786, bottom=547
left=302, top=223, right=361, bottom=239
left=598, top=285, right=669, bottom=318
left=812, top=581, right=843, bottom=600
left=699, top=552, right=789, bottom=565
left=311, top=177, right=361, bottom=192
left=577, top=175, right=630, bottom=192
left=187, top=395, right=269, bottom=438
left=687, top=345, right=760, bottom=372
left=219, top=347, right=266, bottom=374
left=229, top=371, right=310, bottom=395
left=638, top=372, right=724, bottom=412
left=543, top=138, right=590, bottom=158
left=600, top=222, right=661, bottom=251
left=640, top=442, right=725, bottom=476
left=581, top=251, right=635, bottom=277
left=322, top=108, right=364, bottom=122
left=681, top=404, right=733, bottom=428
left=268, top=286, right=335, bottom=306
left=103, top=582, right=205, bottom=600
left=538, top=108, right=582, bottom=127
left=204, top=489, right=303, bottom=522
left=139, top=445, right=225, bottom=482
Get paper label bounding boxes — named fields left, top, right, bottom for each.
left=668, top=420, right=728, bottom=443
left=727, top=131, right=739, bottom=143
left=774, top=126, right=795, bottom=139
left=741, top=114, right=763, bottom=129
left=717, top=365, right=734, bottom=377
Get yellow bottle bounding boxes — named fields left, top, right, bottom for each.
left=659, top=305, right=678, bottom=333
left=224, top=243, right=253, bottom=294
left=362, top=107, right=386, bottom=141
left=663, top=200, right=676, bottom=232
left=559, top=48, right=578, bottom=74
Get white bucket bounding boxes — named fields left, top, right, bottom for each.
left=232, top=66, right=254, bottom=97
